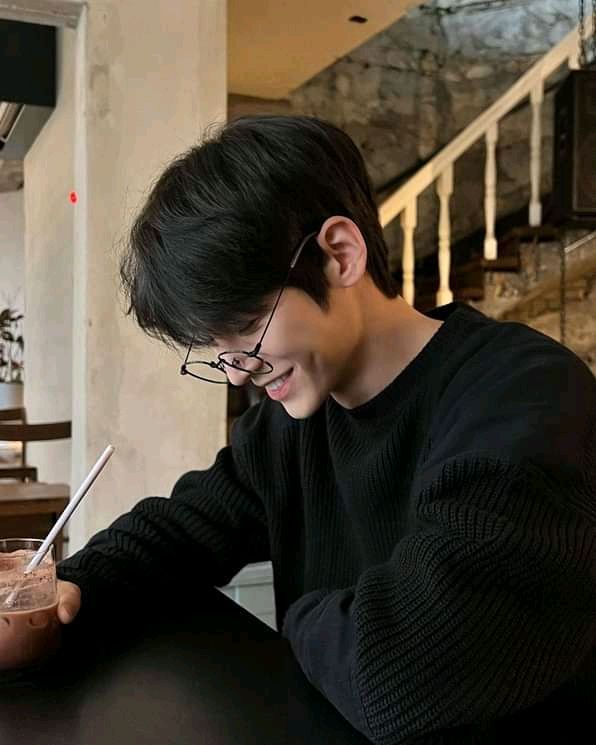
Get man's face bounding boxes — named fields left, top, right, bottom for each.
left=215, top=286, right=358, bottom=419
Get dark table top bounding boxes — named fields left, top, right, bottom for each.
left=0, top=588, right=371, bottom=745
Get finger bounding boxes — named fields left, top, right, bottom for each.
left=57, top=585, right=80, bottom=625
left=57, top=602, right=77, bottom=624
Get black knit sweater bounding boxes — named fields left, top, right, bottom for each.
left=57, top=302, right=596, bottom=743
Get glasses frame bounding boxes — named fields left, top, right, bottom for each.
left=180, top=229, right=318, bottom=384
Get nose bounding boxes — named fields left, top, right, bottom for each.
left=242, top=356, right=265, bottom=372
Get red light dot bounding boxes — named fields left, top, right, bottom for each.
left=69, top=191, right=78, bottom=204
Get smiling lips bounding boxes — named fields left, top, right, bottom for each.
left=264, top=369, right=293, bottom=400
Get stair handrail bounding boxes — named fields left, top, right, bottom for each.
left=379, top=18, right=594, bottom=307
left=564, top=229, right=596, bottom=255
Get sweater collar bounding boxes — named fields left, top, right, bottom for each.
left=327, top=302, right=486, bottom=420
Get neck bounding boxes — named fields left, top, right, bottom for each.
left=331, top=288, right=443, bottom=409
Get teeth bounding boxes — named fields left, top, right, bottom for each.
left=267, top=371, right=290, bottom=391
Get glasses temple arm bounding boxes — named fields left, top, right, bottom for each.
left=253, top=231, right=317, bottom=356
left=182, top=337, right=195, bottom=367
left=253, top=284, right=285, bottom=356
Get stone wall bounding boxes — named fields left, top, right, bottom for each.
left=290, top=0, right=576, bottom=269
left=228, top=3, right=593, bottom=371
left=473, top=232, right=596, bottom=374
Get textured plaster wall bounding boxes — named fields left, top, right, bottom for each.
left=72, top=0, right=228, bottom=547
left=24, top=1, right=228, bottom=552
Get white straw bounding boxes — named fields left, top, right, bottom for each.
left=3, top=445, right=115, bottom=607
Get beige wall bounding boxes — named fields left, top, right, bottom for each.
left=228, top=0, right=423, bottom=98
left=23, top=26, right=75, bottom=485
left=24, top=0, right=228, bottom=553
left=0, top=190, right=25, bottom=313
left=73, top=0, right=228, bottom=549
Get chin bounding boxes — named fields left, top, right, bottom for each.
left=281, top=403, right=310, bottom=420
left=280, top=390, right=327, bottom=420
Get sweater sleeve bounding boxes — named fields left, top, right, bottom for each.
left=282, top=340, right=596, bottom=744
left=57, top=442, right=270, bottom=611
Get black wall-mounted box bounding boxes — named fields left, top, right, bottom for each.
left=0, top=19, right=56, bottom=106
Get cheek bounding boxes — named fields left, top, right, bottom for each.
left=293, top=350, right=333, bottom=390
left=263, top=313, right=331, bottom=373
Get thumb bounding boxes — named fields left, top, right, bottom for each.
left=57, top=580, right=81, bottom=624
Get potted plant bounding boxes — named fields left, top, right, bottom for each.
left=0, top=307, right=24, bottom=409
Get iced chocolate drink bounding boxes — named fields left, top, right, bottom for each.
left=0, top=540, right=60, bottom=670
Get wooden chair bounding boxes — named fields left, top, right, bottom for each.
left=0, top=407, right=34, bottom=480
left=0, top=412, right=70, bottom=482
left=0, top=407, right=26, bottom=421
left=0, top=416, right=71, bottom=560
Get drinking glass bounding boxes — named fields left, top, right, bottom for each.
left=0, top=538, right=60, bottom=670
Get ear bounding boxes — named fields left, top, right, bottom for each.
left=316, top=217, right=367, bottom=289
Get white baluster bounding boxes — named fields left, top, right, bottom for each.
left=436, top=165, right=454, bottom=306
left=529, top=81, right=544, bottom=227
left=484, top=123, right=499, bottom=260
left=400, top=200, right=417, bottom=306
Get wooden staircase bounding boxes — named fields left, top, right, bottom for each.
left=378, top=17, right=594, bottom=312
left=401, top=200, right=563, bottom=312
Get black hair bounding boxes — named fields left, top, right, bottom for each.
left=120, top=115, right=398, bottom=350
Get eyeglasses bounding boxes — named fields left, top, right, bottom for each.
left=180, top=229, right=318, bottom=384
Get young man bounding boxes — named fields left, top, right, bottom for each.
left=55, top=116, right=595, bottom=742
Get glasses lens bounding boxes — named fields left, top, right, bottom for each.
left=182, top=361, right=229, bottom=384
left=219, top=352, right=272, bottom=376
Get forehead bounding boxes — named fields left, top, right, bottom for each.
left=212, top=289, right=305, bottom=349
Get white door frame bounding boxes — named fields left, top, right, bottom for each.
left=0, top=0, right=82, bottom=27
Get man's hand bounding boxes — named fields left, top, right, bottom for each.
left=56, top=579, right=81, bottom=624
